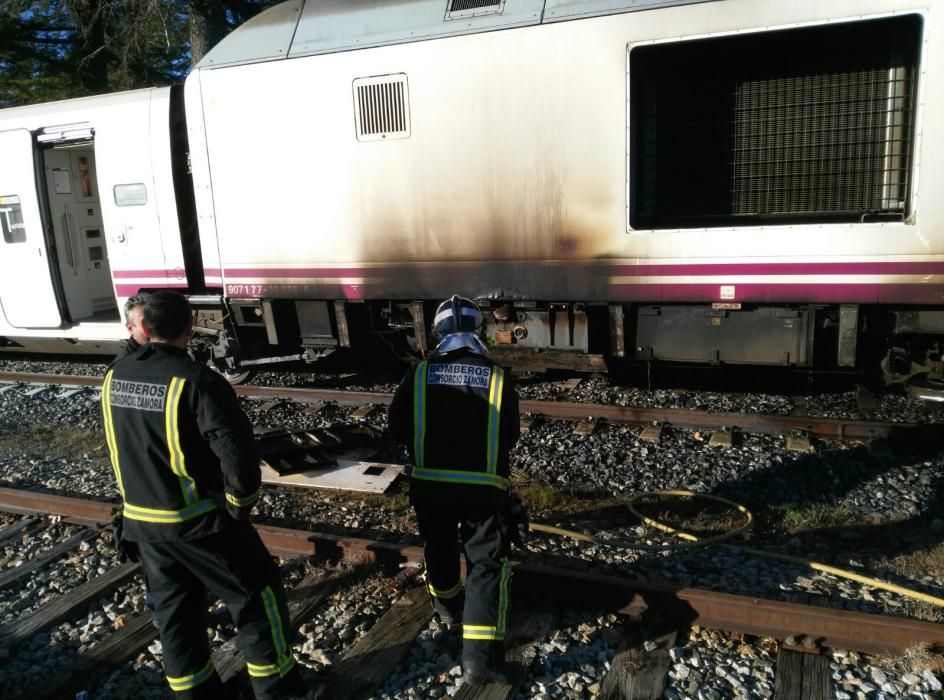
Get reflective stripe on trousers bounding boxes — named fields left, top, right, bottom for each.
left=166, top=659, right=215, bottom=692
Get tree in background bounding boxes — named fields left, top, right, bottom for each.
left=0, top=0, right=280, bottom=108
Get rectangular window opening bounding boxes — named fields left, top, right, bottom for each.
left=629, top=14, right=922, bottom=229
left=113, top=183, right=148, bottom=207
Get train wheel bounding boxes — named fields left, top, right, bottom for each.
left=906, top=375, right=944, bottom=402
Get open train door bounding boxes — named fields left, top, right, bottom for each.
left=0, top=129, right=62, bottom=328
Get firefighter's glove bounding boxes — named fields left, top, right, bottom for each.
left=112, top=514, right=139, bottom=563
left=507, top=491, right=530, bottom=548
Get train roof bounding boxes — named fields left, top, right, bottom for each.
left=0, top=87, right=167, bottom=126
left=196, top=0, right=716, bottom=69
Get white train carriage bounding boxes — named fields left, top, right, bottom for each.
left=1, top=0, right=942, bottom=382
left=184, top=0, right=943, bottom=376
left=0, top=87, right=193, bottom=354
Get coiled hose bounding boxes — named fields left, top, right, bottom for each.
left=529, top=489, right=944, bottom=609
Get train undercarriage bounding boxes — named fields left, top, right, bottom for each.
left=186, top=296, right=944, bottom=396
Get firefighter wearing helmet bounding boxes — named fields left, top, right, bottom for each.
left=389, top=295, right=528, bottom=686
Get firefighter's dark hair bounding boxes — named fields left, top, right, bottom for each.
left=123, top=292, right=151, bottom=323
left=143, top=291, right=192, bottom=341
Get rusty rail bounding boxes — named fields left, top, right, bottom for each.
left=0, top=371, right=937, bottom=440
left=1, top=487, right=942, bottom=656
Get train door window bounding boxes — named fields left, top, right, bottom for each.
left=114, top=183, right=148, bottom=206
left=628, top=14, right=923, bottom=229
left=0, top=195, right=27, bottom=243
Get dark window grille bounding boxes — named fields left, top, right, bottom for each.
left=629, top=15, right=922, bottom=229
left=356, top=80, right=407, bottom=137
left=449, top=0, right=501, bottom=12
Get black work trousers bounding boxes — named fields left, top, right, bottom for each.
left=414, top=498, right=512, bottom=665
left=136, top=520, right=298, bottom=700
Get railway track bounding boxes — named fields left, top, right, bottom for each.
left=0, top=370, right=937, bottom=442
left=0, top=488, right=943, bottom=699
left=1, top=368, right=943, bottom=696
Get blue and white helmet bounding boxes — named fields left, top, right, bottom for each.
left=432, top=295, right=488, bottom=355
left=433, top=295, right=483, bottom=337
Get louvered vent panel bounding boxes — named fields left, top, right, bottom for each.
left=450, top=0, right=501, bottom=11
left=353, top=75, right=410, bottom=142
left=446, top=0, right=503, bottom=19
left=629, top=14, right=920, bottom=229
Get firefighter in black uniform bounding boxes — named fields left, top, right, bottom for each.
left=101, top=291, right=305, bottom=700
left=389, top=295, right=527, bottom=686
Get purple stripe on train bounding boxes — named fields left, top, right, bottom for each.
left=215, top=260, right=944, bottom=280
left=114, top=261, right=944, bottom=281
left=608, top=262, right=944, bottom=277
left=221, top=266, right=385, bottom=278
left=610, top=283, right=944, bottom=304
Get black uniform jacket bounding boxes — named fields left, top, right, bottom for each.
left=101, top=342, right=260, bottom=542
left=111, top=337, right=140, bottom=365
left=389, top=347, right=520, bottom=510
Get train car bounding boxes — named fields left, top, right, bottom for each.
left=0, top=87, right=198, bottom=355
left=2, top=0, right=942, bottom=387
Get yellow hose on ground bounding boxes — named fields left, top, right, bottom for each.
left=531, top=490, right=753, bottom=552
left=529, top=489, right=944, bottom=609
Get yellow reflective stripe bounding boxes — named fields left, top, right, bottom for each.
left=226, top=490, right=259, bottom=508
left=165, top=377, right=198, bottom=505
left=497, top=557, right=511, bottom=634
left=246, top=661, right=278, bottom=677
left=412, top=361, right=428, bottom=468
left=164, top=377, right=179, bottom=476
left=122, top=499, right=217, bottom=524
left=166, top=659, right=215, bottom=691
left=428, top=580, right=461, bottom=599
left=246, top=659, right=295, bottom=678
left=486, top=367, right=504, bottom=474
left=461, top=559, right=510, bottom=641
left=101, top=370, right=125, bottom=499
left=261, top=586, right=294, bottom=675
left=464, top=630, right=504, bottom=640
left=463, top=624, right=504, bottom=641
left=411, top=467, right=509, bottom=490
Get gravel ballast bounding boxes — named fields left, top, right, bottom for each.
left=0, top=358, right=942, bottom=697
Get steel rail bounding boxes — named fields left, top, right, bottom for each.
left=0, top=370, right=938, bottom=440
left=1, top=487, right=942, bottom=656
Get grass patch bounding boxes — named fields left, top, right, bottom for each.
left=517, top=484, right=623, bottom=517
left=766, top=502, right=858, bottom=534
left=885, top=542, right=944, bottom=584
left=360, top=489, right=410, bottom=512
left=519, top=484, right=571, bottom=512
left=0, top=423, right=106, bottom=461
left=877, top=643, right=944, bottom=675
left=628, top=493, right=750, bottom=540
